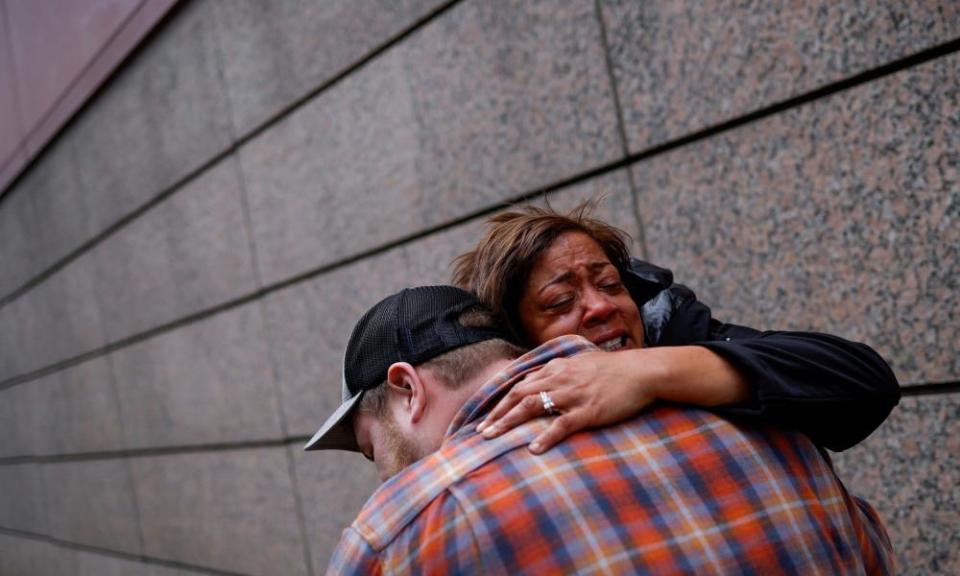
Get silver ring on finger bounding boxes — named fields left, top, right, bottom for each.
left=539, top=390, right=557, bottom=416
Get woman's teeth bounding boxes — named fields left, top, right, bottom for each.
left=599, top=336, right=625, bottom=351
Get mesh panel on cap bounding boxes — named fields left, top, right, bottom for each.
left=342, top=286, right=503, bottom=395
left=343, top=291, right=403, bottom=396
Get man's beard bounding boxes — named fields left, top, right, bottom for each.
left=379, top=413, right=423, bottom=481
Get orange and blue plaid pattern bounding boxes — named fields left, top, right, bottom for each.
left=328, top=336, right=893, bottom=575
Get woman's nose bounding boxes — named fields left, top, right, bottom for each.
left=581, top=288, right=617, bottom=326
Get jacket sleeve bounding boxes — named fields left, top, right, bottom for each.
left=697, top=320, right=901, bottom=452
left=625, top=259, right=901, bottom=452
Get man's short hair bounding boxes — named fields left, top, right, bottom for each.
left=451, top=200, right=631, bottom=341
left=305, top=286, right=519, bottom=452
left=359, top=306, right=525, bottom=417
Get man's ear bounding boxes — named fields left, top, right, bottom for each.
left=386, top=362, right=427, bottom=424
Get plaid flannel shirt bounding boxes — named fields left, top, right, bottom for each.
left=328, top=335, right=894, bottom=575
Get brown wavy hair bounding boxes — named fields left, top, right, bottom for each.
left=451, top=200, right=631, bottom=342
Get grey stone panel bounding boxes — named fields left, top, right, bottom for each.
left=0, top=536, right=192, bottom=576
left=536, top=170, right=643, bottom=256
left=0, top=138, right=87, bottom=300
left=8, top=383, right=44, bottom=457
left=0, top=146, right=27, bottom=194
left=632, top=53, right=960, bottom=385
left=0, top=0, right=232, bottom=302
left=131, top=447, right=308, bottom=576
left=240, top=0, right=620, bottom=287
left=409, top=168, right=642, bottom=283
left=72, top=549, right=190, bottom=576
left=263, top=171, right=638, bottom=437
left=70, top=0, right=232, bottom=259
left=0, top=256, right=105, bottom=381
left=401, top=0, right=620, bottom=224
left=0, top=533, right=75, bottom=576
left=94, top=156, right=257, bottom=344
left=0, top=393, right=14, bottom=457
left=0, top=356, right=124, bottom=457
left=0, top=295, right=31, bottom=381
left=832, top=394, right=960, bottom=574
left=292, top=446, right=379, bottom=571
left=602, top=0, right=960, bottom=153
left=0, top=384, right=30, bottom=458
left=0, top=535, right=189, bottom=576
left=42, top=459, right=141, bottom=554
left=0, top=250, right=107, bottom=382
left=260, top=244, right=411, bottom=438
left=13, top=355, right=124, bottom=456
left=213, top=0, right=449, bottom=135
left=110, top=302, right=283, bottom=450
left=0, top=534, right=47, bottom=576
left=0, top=183, right=43, bottom=298
left=398, top=217, right=487, bottom=287
left=0, top=463, right=47, bottom=534
left=397, top=170, right=642, bottom=289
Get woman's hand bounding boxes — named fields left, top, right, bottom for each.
left=475, top=346, right=752, bottom=453
left=476, top=350, right=661, bottom=453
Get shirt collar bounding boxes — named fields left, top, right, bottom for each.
left=443, top=335, right=597, bottom=440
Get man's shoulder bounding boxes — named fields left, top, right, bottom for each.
left=348, top=419, right=549, bottom=552
left=348, top=404, right=760, bottom=552
left=340, top=404, right=892, bottom=574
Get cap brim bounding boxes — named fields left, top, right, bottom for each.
left=303, top=392, right=364, bottom=452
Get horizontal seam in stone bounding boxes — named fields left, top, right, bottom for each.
left=1, top=31, right=958, bottom=394
left=2, top=19, right=957, bottom=314
left=0, top=435, right=312, bottom=465
left=0, top=525, right=252, bottom=576
left=0, top=0, right=466, bottom=307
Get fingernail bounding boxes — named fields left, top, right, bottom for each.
left=476, top=421, right=487, bottom=433
left=481, top=425, right=498, bottom=438
left=530, top=442, right=543, bottom=453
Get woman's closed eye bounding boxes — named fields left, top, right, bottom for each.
left=543, top=295, right=574, bottom=311
left=597, top=277, right=624, bottom=292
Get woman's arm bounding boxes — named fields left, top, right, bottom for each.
left=636, top=262, right=901, bottom=450
left=695, top=327, right=901, bottom=451
left=477, top=328, right=899, bottom=453
left=479, top=265, right=901, bottom=453
left=477, top=344, right=754, bottom=453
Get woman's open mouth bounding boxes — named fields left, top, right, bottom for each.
left=597, top=335, right=627, bottom=351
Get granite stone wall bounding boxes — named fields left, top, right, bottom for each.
left=0, top=1, right=957, bottom=574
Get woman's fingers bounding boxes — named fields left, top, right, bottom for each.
left=530, top=413, right=587, bottom=454
left=477, top=368, right=552, bottom=432
left=476, top=351, right=658, bottom=451
left=479, top=387, right=566, bottom=439
left=479, top=390, right=595, bottom=453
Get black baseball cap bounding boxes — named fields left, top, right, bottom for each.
left=304, top=285, right=508, bottom=452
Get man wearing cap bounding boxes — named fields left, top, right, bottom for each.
left=307, top=285, right=893, bottom=574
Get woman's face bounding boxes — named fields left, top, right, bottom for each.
left=517, top=231, right=644, bottom=349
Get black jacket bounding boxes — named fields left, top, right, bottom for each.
left=625, top=258, right=900, bottom=452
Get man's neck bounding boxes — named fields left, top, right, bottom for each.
left=423, top=356, right=517, bottom=446
left=461, top=357, right=516, bottom=397
left=440, top=357, right=514, bottom=419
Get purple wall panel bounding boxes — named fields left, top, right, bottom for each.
left=0, top=0, right=178, bottom=194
